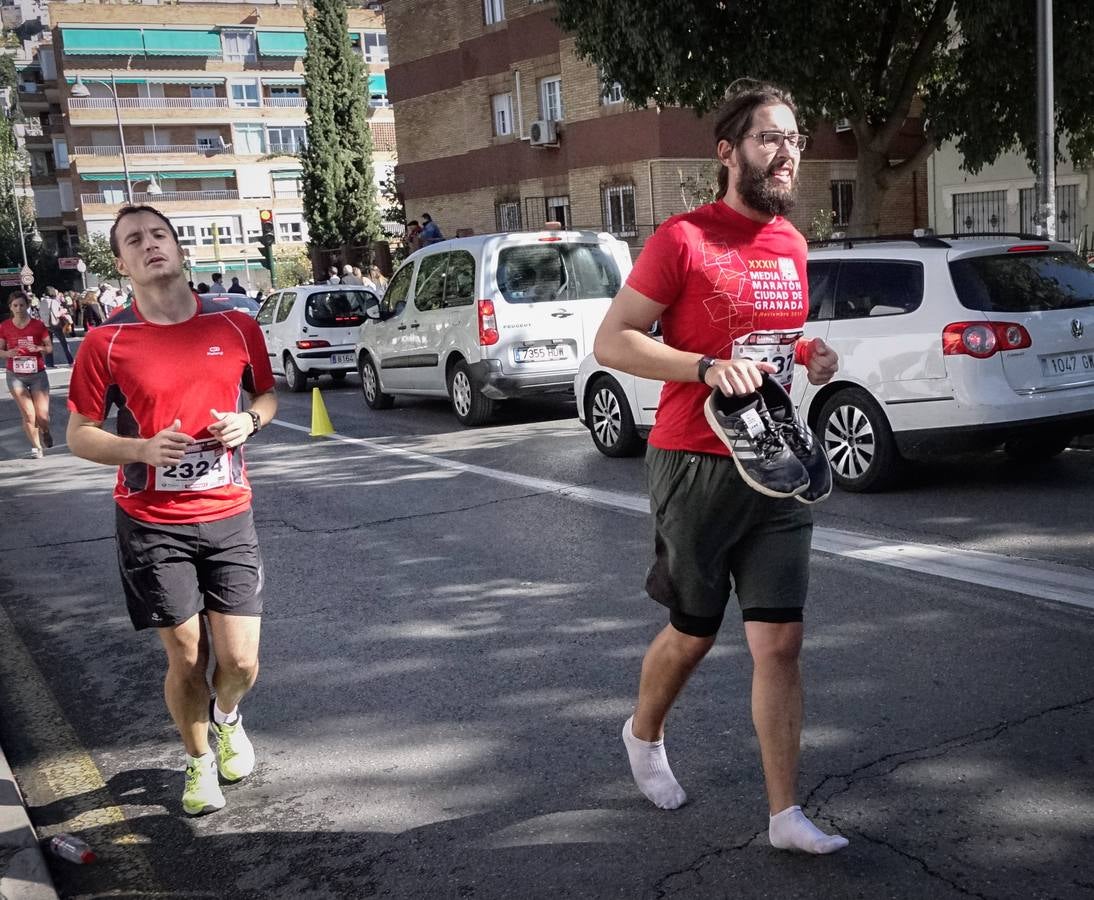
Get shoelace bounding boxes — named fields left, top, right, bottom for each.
left=732, top=417, right=786, bottom=461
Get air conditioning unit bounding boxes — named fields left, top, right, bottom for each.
left=529, top=119, right=558, bottom=147
left=834, top=118, right=852, bottom=133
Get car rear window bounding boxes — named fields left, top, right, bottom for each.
left=304, top=290, right=378, bottom=328
left=949, top=252, right=1094, bottom=312
left=497, top=244, right=621, bottom=304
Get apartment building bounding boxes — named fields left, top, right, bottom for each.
left=20, top=1, right=394, bottom=288
left=385, top=0, right=927, bottom=251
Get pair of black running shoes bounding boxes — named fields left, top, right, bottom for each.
left=704, top=375, right=833, bottom=503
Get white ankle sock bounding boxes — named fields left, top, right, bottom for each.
left=769, top=805, right=849, bottom=854
left=621, top=716, right=687, bottom=810
left=213, top=701, right=238, bottom=725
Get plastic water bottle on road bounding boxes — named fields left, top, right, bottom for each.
left=48, top=833, right=96, bottom=864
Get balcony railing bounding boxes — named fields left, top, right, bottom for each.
left=263, top=97, right=305, bottom=108
left=267, top=142, right=305, bottom=155
left=69, top=97, right=229, bottom=110
left=21, top=121, right=44, bottom=137
left=74, top=144, right=234, bottom=156
left=81, top=189, right=240, bottom=206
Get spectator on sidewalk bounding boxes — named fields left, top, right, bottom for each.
left=80, top=289, right=104, bottom=331
left=420, top=213, right=444, bottom=245
left=43, top=287, right=74, bottom=367
left=341, top=265, right=364, bottom=286
left=227, top=277, right=248, bottom=295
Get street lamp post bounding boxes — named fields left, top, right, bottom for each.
left=70, top=74, right=135, bottom=204
left=8, top=123, right=30, bottom=268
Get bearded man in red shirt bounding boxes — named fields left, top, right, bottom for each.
left=595, top=85, right=848, bottom=854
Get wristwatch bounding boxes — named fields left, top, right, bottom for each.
left=697, top=355, right=716, bottom=384
left=245, top=410, right=262, bottom=436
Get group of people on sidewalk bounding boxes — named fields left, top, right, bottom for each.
left=13, top=82, right=852, bottom=858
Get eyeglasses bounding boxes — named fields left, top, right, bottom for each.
left=746, top=131, right=808, bottom=151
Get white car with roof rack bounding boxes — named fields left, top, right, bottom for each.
left=576, top=232, right=1094, bottom=491
left=355, top=227, right=633, bottom=425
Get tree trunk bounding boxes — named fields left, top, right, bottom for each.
left=847, top=145, right=891, bottom=237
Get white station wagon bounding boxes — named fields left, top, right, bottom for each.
left=576, top=235, right=1094, bottom=491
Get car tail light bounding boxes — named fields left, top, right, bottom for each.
left=478, top=299, right=499, bottom=346
left=1007, top=244, right=1050, bottom=252
left=538, top=236, right=563, bottom=242
left=942, top=321, right=1032, bottom=358
left=296, top=339, right=331, bottom=349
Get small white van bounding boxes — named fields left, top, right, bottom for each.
left=355, top=229, right=633, bottom=425
left=256, top=284, right=380, bottom=392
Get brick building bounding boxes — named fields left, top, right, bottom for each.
left=17, top=1, right=394, bottom=289
left=385, top=0, right=927, bottom=252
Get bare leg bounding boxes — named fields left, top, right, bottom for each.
left=745, top=620, right=803, bottom=814
left=206, top=611, right=260, bottom=713
left=31, top=388, right=50, bottom=445
left=623, top=624, right=715, bottom=810
left=10, top=388, right=40, bottom=450
left=157, top=615, right=211, bottom=758
left=746, top=620, right=848, bottom=853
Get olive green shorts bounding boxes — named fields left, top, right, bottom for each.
left=645, top=446, right=814, bottom=637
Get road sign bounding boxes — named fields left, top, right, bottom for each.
left=0, top=276, right=21, bottom=287
left=0, top=266, right=20, bottom=275
left=58, top=257, right=80, bottom=270
left=21, top=272, right=35, bottom=286
left=20, top=265, right=32, bottom=278
left=76, top=260, right=87, bottom=273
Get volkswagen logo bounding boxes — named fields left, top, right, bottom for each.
left=1072, top=319, right=1085, bottom=339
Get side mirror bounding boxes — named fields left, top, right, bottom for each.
left=364, top=304, right=381, bottom=320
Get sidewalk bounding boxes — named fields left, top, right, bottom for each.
left=0, top=745, right=58, bottom=900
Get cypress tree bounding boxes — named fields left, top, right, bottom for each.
left=302, top=0, right=381, bottom=254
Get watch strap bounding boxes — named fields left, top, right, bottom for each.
left=697, top=355, right=716, bottom=384
left=245, top=410, right=261, bottom=435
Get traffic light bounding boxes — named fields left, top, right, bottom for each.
left=258, top=209, right=275, bottom=272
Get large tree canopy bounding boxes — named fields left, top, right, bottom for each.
left=555, top=0, right=1094, bottom=234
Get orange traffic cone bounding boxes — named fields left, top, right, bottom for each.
left=310, top=387, right=335, bottom=437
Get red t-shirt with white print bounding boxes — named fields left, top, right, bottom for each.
left=67, top=295, right=275, bottom=524
left=625, top=201, right=810, bottom=457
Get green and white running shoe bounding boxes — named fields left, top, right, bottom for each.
left=211, top=713, right=255, bottom=782
left=182, top=753, right=225, bottom=816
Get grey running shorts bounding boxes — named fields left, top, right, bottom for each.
left=645, top=446, right=813, bottom=637
left=6, top=369, right=49, bottom=394
left=115, top=506, right=264, bottom=631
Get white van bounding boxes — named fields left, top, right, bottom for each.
left=256, top=284, right=380, bottom=392
left=355, top=230, right=633, bottom=425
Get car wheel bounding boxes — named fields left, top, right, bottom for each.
left=448, top=360, right=495, bottom=426
left=284, top=353, right=309, bottom=393
left=1004, top=432, right=1072, bottom=462
left=817, top=387, right=902, bottom=492
left=330, top=371, right=347, bottom=383
left=587, top=376, right=643, bottom=457
left=359, top=354, right=393, bottom=410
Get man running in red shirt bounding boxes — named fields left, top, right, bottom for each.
left=67, top=206, right=278, bottom=816
left=595, top=85, right=847, bottom=853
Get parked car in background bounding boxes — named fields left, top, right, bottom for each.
left=576, top=234, right=1094, bottom=491
left=256, top=284, right=380, bottom=391
left=198, top=292, right=260, bottom=318
left=355, top=228, right=633, bottom=425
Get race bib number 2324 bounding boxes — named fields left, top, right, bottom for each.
left=155, top=439, right=230, bottom=492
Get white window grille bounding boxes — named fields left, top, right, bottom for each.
left=539, top=76, right=563, bottom=122
left=603, top=184, right=637, bottom=238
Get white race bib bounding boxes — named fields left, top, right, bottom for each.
left=155, top=439, right=230, bottom=492
left=732, top=329, right=803, bottom=390
left=12, top=356, right=37, bottom=375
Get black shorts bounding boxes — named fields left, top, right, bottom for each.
left=645, top=446, right=813, bottom=638
left=115, top=507, right=264, bottom=631
left=6, top=369, right=49, bottom=394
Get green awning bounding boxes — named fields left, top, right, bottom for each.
left=158, top=170, right=234, bottom=179
left=143, top=29, right=222, bottom=57
left=66, top=76, right=148, bottom=85
left=368, top=73, right=387, bottom=93
left=257, top=31, right=307, bottom=57
left=62, top=28, right=145, bottom=55
left=80, top=172, right=155, bottom=181
left=263, top=78, right=305, bottom=86
left=189, top=261, right=264, bottom=273
left=271, top=170, right=302, bottom=180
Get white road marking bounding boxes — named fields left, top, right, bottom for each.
left=270, top=419, right=1094, bottom=612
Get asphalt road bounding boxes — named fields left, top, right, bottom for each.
left=1, top=365, right=1092, bottom=899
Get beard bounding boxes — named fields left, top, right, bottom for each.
left=737, top=156, right=798, bottom=217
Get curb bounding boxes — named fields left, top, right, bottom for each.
left=0, top=743, right=58, bottom=900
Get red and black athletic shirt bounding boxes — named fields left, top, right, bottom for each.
left=0, top=317, right=49, bottom=374
left=626, top=201, right=811, bottom=457
left=67, top=295, right=275, bottom=525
